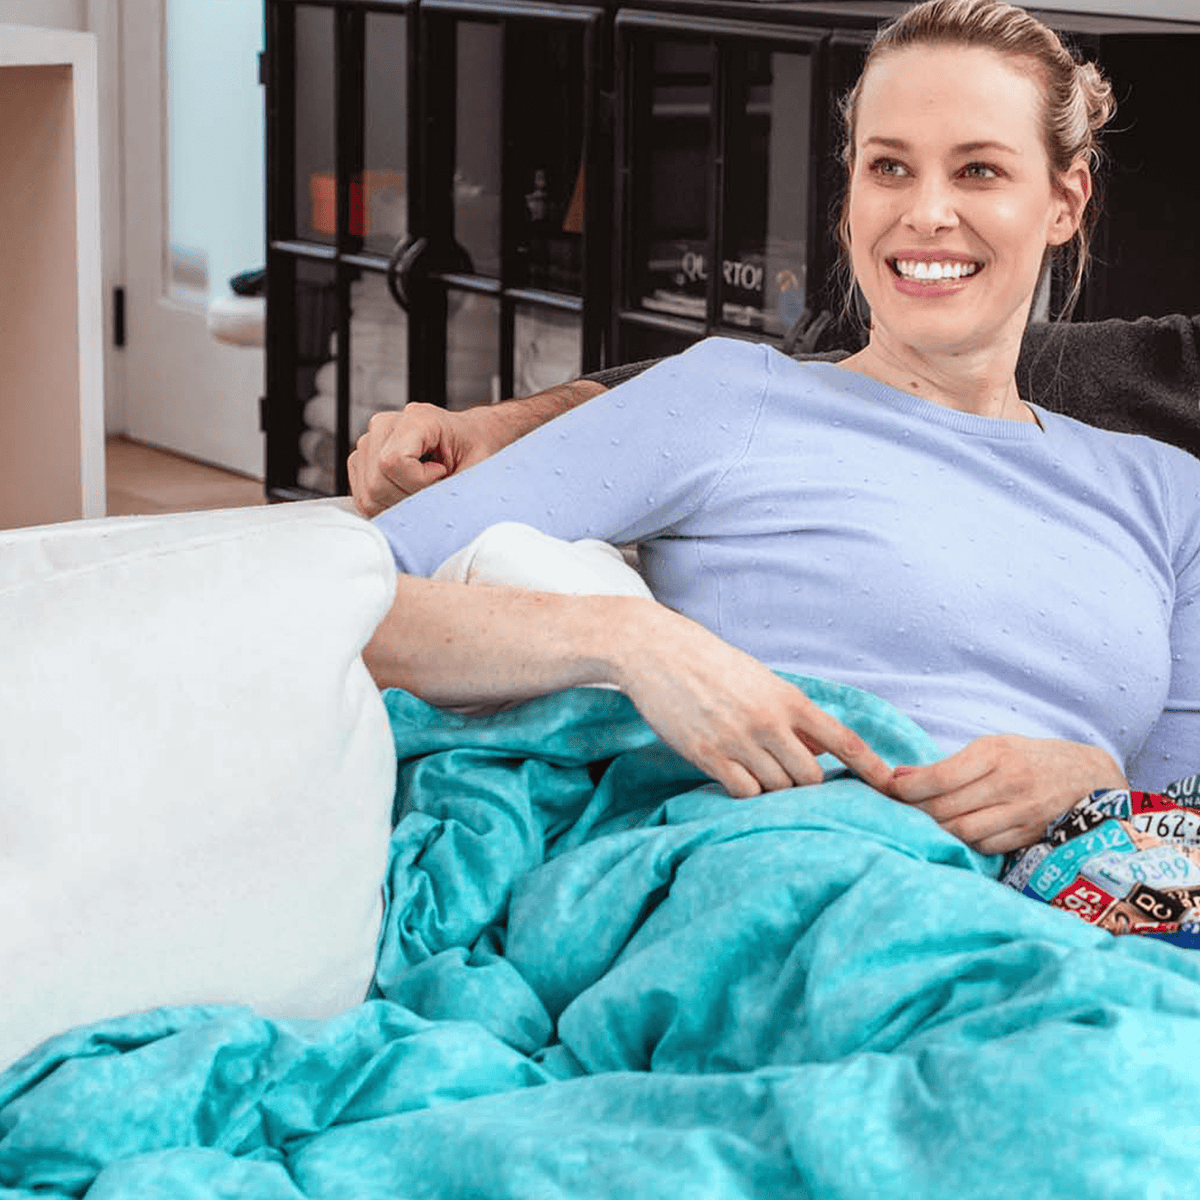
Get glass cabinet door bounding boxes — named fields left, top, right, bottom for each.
left=360, top=10, right=409, bottom=259
left=504, top=20, right=589, bottom=296
left=266, top=0, right=416, bottom=499
left=415, top=0, right=604, bottom=410
left=286, top=4, right=410, bottom=253
left=718, top=45, right=811, bottom=337
left=291, top=4, right=337, bottom=247
left=630, top=38, right=715, bottom=325
left=615, top=14, right=825, bottom=362
left=450, top=19, right=502, bottom=281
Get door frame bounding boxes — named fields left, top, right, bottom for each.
left=93, top=0, right=266, bottom=475
left=85, top=0, right=125, bottom=437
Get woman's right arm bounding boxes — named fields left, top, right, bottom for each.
left=364, top=574, right=898, bottom=799
left=350, top=359, right=667, bottom=516
left=357, top=315, right=1200, bottom=512
left=360, top=340, right=897, bottom=796
left=350, top=378, right=609, bottom=516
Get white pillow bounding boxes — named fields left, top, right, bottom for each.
left=432, top=521, right=652, bottom=598
left=0, top=500, right=398, bottom=1071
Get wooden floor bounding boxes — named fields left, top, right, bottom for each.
left=105, top=437, right=266, bottom=516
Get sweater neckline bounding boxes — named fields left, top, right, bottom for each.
left=803, top=359, right=1047, bottom=442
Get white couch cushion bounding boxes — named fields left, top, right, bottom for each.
left=0, top=500, right=398, bottom=1071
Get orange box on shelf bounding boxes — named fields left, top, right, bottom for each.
left=309, top=170, right=405, bottom=236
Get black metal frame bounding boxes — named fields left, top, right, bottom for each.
left=415, top=0, right=608, bottom=404
left=265, top=0, right=419, bottom=500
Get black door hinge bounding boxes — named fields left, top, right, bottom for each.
left=113, top=286, right=126, bottom=348
left=258, top=51, right=268, bottom=87
left=259, top=394, right=269, bottom=432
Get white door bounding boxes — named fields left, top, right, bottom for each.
left=121, top=0, right=265, bottom=476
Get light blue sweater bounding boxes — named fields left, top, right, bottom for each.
left=375, top=338, right=1200, bottom=791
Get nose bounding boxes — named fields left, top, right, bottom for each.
left=903, top=174, right=959, bottom=237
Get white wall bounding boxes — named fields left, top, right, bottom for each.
left=0, top=0, right=85, bottom=29
left=166, top=0, right=264, bottom=301
left=0, top=0, right=120, bottom=436
left=1041, top=0, right=1200, bottom=16
left=85, top=0, right=122, bottom=435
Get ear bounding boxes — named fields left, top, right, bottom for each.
left=1047, top=158, right=1091, bottom=247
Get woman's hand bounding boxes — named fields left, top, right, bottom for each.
left=610, top=602, right=896, bottom=799
left=887, top=735, right=1128, bottom=855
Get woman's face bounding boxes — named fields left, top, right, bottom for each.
left=846, top=44, right=1087, bottom=361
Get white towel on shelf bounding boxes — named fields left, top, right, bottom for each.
left=314, top=361, right=337, bottom=395
left=303, top=393, right=379, bottom=442
left=297, top=463, right=336, bottom=494
left=299, top=428, right=338, bottom=474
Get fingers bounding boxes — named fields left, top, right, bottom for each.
left=887, top=744, right=993, bottom=804
left=674, top=719, right=822, bottom=800
left=349, top=408, right=453, bottom=516
left=792, top=704, right=895, bottom=793
left=610, top=606, right=898, bottom=803
left=963, top=817, right=1040, bottom=857
left=349, top=453, right=446, bottom=517
left=712, top=760, right=766, bottom=800
left=687, top=692, right=889, bottom=800
left=886, top=735, right=1127, bottom=856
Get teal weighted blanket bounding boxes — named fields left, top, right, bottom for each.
left=4, top=676, right=1200, bottom=1199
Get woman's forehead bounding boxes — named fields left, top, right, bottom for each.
left=855, top=44, right=1045, bottom=148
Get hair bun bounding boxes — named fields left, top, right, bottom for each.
left=1076, top=58, right=1116, bottom=134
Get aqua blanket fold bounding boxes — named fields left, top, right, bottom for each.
left=4, top=675, right=1200, bottom=1200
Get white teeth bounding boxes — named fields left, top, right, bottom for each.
left=893, top=259, right=980, bottom=281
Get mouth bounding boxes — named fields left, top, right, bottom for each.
left=888, top=258, right=983, bottom=283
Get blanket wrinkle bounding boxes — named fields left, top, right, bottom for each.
left=6, top=674, right=1200, bottom=1199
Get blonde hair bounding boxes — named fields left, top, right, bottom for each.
left=836, top=0, right=1116, bottom=320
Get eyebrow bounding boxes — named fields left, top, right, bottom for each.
left=863, top=136, right=1021, bottom=156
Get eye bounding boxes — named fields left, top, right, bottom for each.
left=961, top=162, right=1000, bottom=180
left=868, top=157, right=908, bottom=179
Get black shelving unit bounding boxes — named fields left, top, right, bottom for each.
left=263, top=0, right=1200, bottom=500
left=613, top=9, right=832, bottom=363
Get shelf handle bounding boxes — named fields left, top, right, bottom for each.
left=386, top=231, right=475, bottom=312
left=386, top=235, right=428, bottom=312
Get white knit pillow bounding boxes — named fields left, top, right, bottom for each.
left=0, top=500, right=397, bottom=1071
left=432, top=521, right=652, bottom=598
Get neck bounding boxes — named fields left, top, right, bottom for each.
left=839, top=328, right=1036, bottom=423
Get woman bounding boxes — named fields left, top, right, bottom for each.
left=357, top=0, right=1200, bottom=855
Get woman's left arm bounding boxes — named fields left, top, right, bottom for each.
left=886, top=736, right=1128, bottom=856
left=891, top=437, right=1200, bottom=853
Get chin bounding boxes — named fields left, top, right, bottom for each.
left=873, top=317, right=992, bottom=358
left=870, top=299, right=1029, bottom=360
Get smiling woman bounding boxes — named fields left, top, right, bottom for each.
left=838, top=44, right=1089, bottom=419
left=836, top=0, right=1114, bottom=319
left=353, top=0, right=1200, bottom=861
left=834, top=0, right=1113, bottom=419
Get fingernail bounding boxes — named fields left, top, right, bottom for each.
left=891, top=766, right=917, bottom=779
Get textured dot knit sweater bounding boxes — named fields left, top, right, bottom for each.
left=375, top=337, right=1200, bottom=791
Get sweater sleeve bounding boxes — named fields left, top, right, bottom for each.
left=372, top=337, right=770, bottom=576
left=1124, top=442, right=1200, bottom=792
